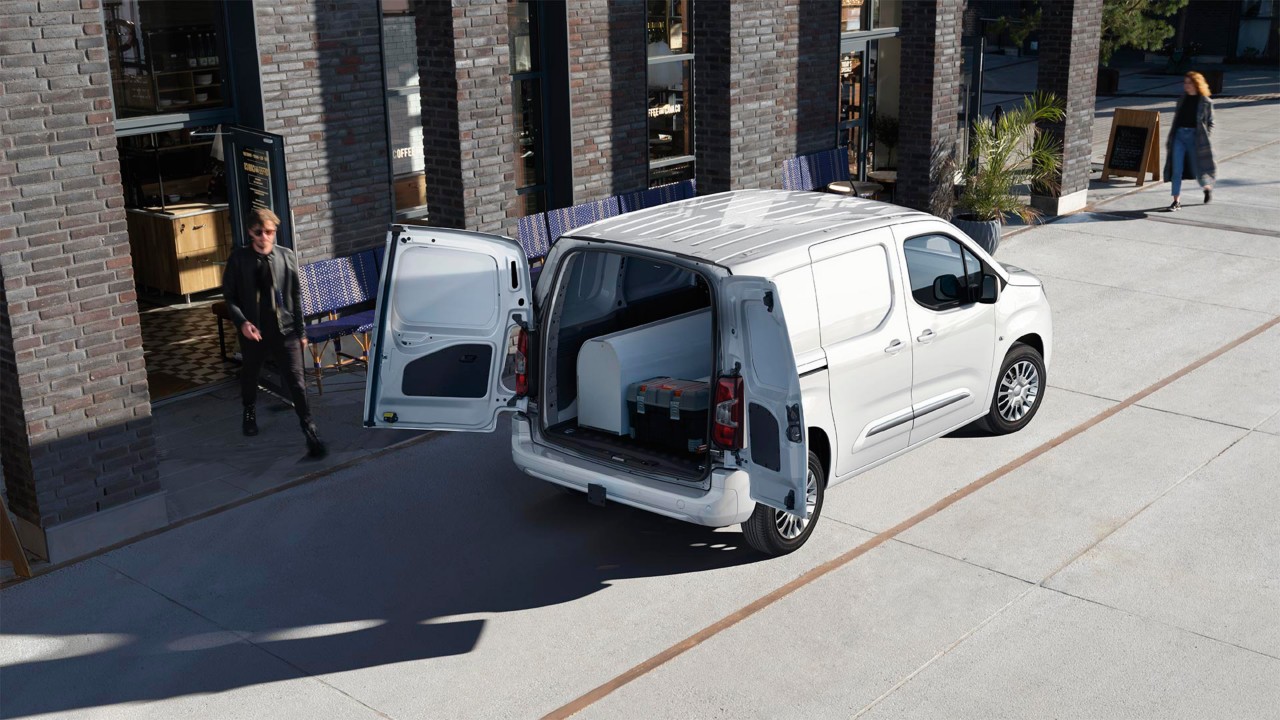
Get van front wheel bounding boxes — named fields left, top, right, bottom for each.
left=982, top=342, right=1046, bottom=435
left=743, top=451, right=825, bottom=556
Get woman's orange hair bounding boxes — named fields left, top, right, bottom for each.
left=1185, top=71, right=1212, bottom=98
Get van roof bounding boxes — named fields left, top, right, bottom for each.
left=568, top=189, right=930, bottom=269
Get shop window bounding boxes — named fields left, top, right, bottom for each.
left=382, top=2, right=428, bottom=218
left=648, top=0, right=693, bottom=187
left=840, top=0, right=901, bottom=32
left=106, top=0, right=231, bottom=119
left=511, top=0, right=549, bottom=213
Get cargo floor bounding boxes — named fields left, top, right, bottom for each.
left=545, top=422, right=708, bottom=481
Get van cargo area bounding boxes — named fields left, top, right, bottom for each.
left=539, top=250, right=715, bottom=482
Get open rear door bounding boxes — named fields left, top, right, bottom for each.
left=364, top=226, right=532, bottom=433
left=720, top=276, right=809, bottom=516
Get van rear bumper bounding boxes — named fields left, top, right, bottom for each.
left=510, top=416, right=753, bottom=527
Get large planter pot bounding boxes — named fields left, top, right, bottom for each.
left=1096, top=66, right=1120, bottom=95
left=952, top=215, right=1002, bottom=255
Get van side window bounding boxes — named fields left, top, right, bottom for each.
left=903, top=234, right=971, bottom=311
left=812, top=244, right=892, bottom=342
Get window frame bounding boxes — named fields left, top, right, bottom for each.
left=647, top=1, right=694, bottom=186
left=511, top=0, right=551, bottom=212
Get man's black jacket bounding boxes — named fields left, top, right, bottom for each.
left=221, top=244, right=306, bottom=338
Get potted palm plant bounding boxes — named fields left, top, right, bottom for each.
left=953, top=92, right=1064, bottom=255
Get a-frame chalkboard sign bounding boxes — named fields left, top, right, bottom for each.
left=1102, top=109, right=1161, bottom=186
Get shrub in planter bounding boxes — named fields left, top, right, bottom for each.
left=954, top=92, right=1064, bottom=255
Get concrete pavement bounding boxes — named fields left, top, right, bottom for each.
left=2, top=61, right=1278, bottom=718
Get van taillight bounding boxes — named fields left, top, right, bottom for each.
left=712, top=376, right=743, bottom=450
left=515, top=328, right=528, bottom=396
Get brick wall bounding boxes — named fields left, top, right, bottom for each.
left=567, top=0, right=648, bottom=201
left=254, top=0, right=392, bottom=262
left=692, top=0, right=731, bottom=193
left=0, top=0, right=158, bottom=531
left=695, top=1, right=839, bottom=194
left=896, top=0, right=964, bottom=215
left=1037, top=0, right=1102, bottom=197
left=414, top=0, right=516, bottom=236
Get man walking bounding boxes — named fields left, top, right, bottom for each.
left=222, top=208, right=327, bottom=458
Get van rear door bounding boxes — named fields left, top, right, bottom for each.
left=364, top=226, right=533, bottom=433
left=720, top=276, right=809, bottom=517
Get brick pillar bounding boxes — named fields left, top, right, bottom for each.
left=255, top=1, right=392, bottom=263
left=414, top=0, right=516, bottom=236
left=0, top=0, right=164, bottom=563
left=694, top=1, right=839, bottom=194
left=896, top=0, right=963, bottom=216
left=568, top=1, right=648, bottom=201
left=1035, top=0, right=1102, bottom=216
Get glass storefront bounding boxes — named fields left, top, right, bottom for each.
left=382, top=0, right=428, bottom=219
left=837, top=2, right=901, bottom=187
left=108, top=0, right=242, bottom=401
left=840, top=0, right=902, bottom=32
left=647, top=0, right=693, bottom=186
left=511, top=0, right=549, bottom=214
left=106, top=0, right=231, bottom=119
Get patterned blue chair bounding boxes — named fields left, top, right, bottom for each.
left=298, top=255, right=372, bottom=394
left=618, top=179, right=696, bottom=212
left=345, top=248, right=382, bottom=350
left=516, top=212, right=551, bottom=285
left=783, top=148, right=849, bottom=191
left=546, top=196, right=622, bottom=242
left=517, top=212, right=551, bottom=262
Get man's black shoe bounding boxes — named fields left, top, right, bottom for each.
left=1204, top=188, right=1212, bottom=204
left=242, top=406, right=258, bottom=437
left=303, top=421, right=327, bottom=458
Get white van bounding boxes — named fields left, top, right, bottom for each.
left=364, top=190, right=1052, bottom=555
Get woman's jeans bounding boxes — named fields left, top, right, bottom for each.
left=1171, top=126, right=1200, bottom=197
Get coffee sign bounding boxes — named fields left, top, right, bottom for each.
left=1102, top=109, right=1161, bottom=186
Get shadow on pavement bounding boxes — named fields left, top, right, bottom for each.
left=0, top=447, right=765, bottom=718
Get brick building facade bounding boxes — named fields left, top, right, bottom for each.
left=1, top=0, right=163, bottom=562
left=1, top=0, right=1102, bottom=564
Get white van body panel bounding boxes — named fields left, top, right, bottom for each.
left=364, top=227, right=531, bottom=433
left=511, top=415, right=753, bottom=526
left=371, top=190, right=1052, bottom=540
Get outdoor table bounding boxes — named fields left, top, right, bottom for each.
left=826, top=180, right=883, bottom=199
left=868, top=170, right=898, bottom=202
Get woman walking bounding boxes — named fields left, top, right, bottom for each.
left=1163, top=71, right=1216, bottom=211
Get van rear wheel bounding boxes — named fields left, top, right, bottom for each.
left=742, top=451, right=824, bottom=556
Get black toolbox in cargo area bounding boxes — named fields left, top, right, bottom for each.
left=627, top=377, right=711, bottom=454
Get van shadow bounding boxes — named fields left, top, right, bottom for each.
left=0, top=438, right=762, bottom=718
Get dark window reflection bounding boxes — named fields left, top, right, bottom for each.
left=515, top=78, right=545, bottom=189
left=510, top=1, right=539, bottom=74
left=648, top=1, right=693, bottom=180
left=838, top=49, right=864, bottom=177
left=105, top=0, right=230, bottom=119
left=647, top=0, right=688, bottom=53
left=511, top=0, right=548, bottom=209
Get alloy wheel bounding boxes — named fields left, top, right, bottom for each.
left=997, top=359, right=1040, bottom=423
left=775, top=466, right=819, bottom=540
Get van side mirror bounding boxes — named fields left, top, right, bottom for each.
left=977, top=274, right=999, bottom=304
left=932, top=274, right=960, bottom=302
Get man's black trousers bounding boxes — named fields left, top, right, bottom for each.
left=239, top=327, right=311, bottom=423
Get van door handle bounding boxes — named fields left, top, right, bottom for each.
left=884, top=340, right=904, bottom=354
left=917, top=329, right=935, bottom=343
